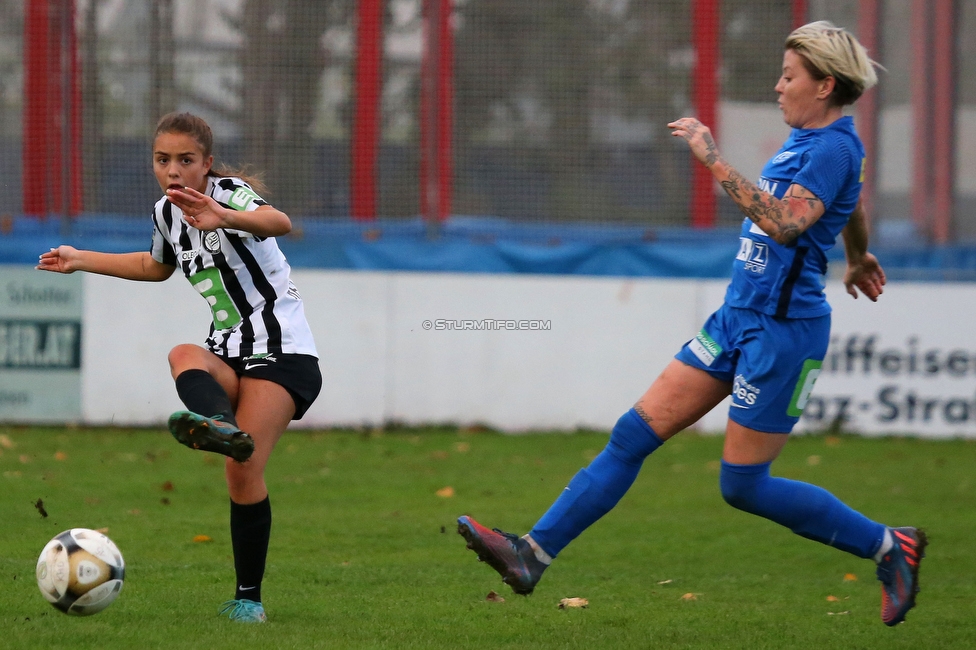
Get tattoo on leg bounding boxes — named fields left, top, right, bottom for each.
left=633, top=403, right=654, bottom=425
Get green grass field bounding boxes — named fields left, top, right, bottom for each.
left=1, top=424, right=973, bottom=649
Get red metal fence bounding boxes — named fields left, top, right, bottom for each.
left=4, top=1, right=975, bottom=243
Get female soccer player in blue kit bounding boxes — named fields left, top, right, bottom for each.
left=458, top=21, right=926, bottom=627
left=38, top=113, right=321, bottom=623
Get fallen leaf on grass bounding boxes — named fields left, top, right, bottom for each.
left=558, top=597, right=589, bottom=609
left=826, top=595, right=840, bottom=602
left=680, top=593, right=702, bottom=601
left=34, top=499, right=48, bottom=518
left=161, top=481, right=174, bottom=492
left=0, top=434, right=14, bottom=449
left=193, top=535, right=212, bottom=543
left=53, top=451, right=67, bottom=461
left=436, top=486, right=455, bottom=498
left=843, top=573, right=858, bottom=582
left=657, top=579, right=673, bottom=585
left=807, top=455, right=821, bottom=466
left=96, top=528, right=109, bottom=534
left=825, top=435, right=841, bottom=447
left=19, top=455, right=31, bottom=464
left=827, top=610, right=850, bottom=616
left=454, top=442, right=471, bottom=453
left=486, top=590, right=505, bottom=603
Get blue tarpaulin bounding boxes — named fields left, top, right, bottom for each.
left=3, top=214, right=975, bottom=281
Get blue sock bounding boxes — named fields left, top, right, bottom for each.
left=529, top=409, right=663, bottom=558
left=719, top=460, right=886, bottom=558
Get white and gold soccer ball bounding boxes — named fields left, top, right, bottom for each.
left=36, top=528, right=125, bottom=616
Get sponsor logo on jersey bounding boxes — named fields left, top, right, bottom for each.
left=286, top=282, right=302, bottom=301
left=203, top=231, right=221, bottom=253
left=736, top=237, right=768, bottom=274
left=689, top=329, right=722, bottom=366
left=229, top=187, right=259, bottom=211
left=772, top=151, right=797, bottom=164
left=732, top=374, right=761, bottom=407
left=179, top=250, right=198, bottom=262
left=787, top=359, right=822, bottom=416
left=756, top=176, right=779, bottom=195
left=748, top=221, right=767, bottom=236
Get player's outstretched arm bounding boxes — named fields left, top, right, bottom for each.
left=667, top=116, right=826, bottom=245
left=841, top=199, right=886, bottom=301
left=166, top=186, right=291, bottom=238
left=37, top=246, right=175, bottom=282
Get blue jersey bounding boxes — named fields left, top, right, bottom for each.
left=724, top=116, right=865, bottom=319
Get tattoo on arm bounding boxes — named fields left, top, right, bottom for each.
left=719, top=168, right=819, bottom=243
left=702, top=133, right=719, bottom=167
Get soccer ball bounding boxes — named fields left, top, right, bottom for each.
left=36, top=528, right=125, bottom=616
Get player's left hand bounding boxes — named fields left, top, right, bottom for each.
left=167, top=186, right=226, bottom=231
left=844, top=251, right=886, bottom=301
left=668, top=117, right=721, bottom=168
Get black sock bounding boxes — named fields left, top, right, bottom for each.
left=230, top=496, right=272, bottom=603
left=174, top=369, right=237, bottom=425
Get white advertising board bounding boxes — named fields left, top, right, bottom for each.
left=697, top=282, right=976, bottom=439
left=3, top=267, right=972, bottom=438
left=0, top=265, right=82, bottom=422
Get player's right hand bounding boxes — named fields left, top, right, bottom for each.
left=37, top=245, right=79, bottom=274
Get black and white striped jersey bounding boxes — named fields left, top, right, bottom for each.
left=149, top=175, right=318, bottom=360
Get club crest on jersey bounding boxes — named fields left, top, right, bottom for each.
left=203, top=231, right=221, bottom=253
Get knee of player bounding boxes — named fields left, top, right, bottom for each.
left=225, top=460, right=262, bottom=492
left=606, top=409, right=664, bottom=465
left=719, top=460, right=770, bottom=511
left=167, top=343, right=199, bottom=370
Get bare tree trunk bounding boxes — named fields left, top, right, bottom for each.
left=274, top=1, right=327, bottom=212
left=149, top=0, right=175, bottom=124
left=241, top=0, right=278, bottom=182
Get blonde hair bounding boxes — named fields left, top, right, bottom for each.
left=785, top=21, right=881, bottom=106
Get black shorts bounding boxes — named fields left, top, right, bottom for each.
left=219, top=353, right=322, bottom=420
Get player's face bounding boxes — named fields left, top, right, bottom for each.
left=774, top=49, right=831, bottom=129
left=153, top=132, right=213, bottom=194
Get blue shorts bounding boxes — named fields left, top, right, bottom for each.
left=675, top=304, right=830, bottom=433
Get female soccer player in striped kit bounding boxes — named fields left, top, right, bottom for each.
left=38, top=112, right=321, bottom=623
left=458, top=22, right=926, bottom=626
